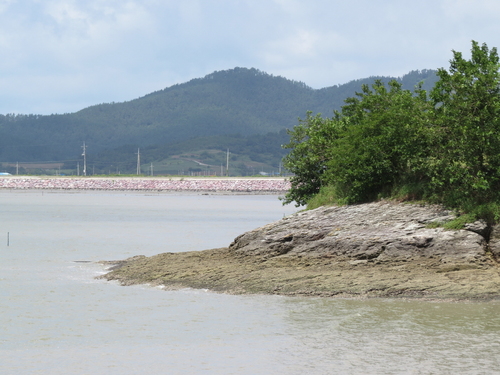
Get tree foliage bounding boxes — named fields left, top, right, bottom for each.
left=282, top=113, right=347, bottom=206
left=325, top=80, right=431, bottom=204
left=283, top=41, right=500, bottom=213
left=428, top=41, right=500, bottom=207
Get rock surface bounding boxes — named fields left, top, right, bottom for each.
left=101, top=201, right=500, bottom=300
left=229, top=201, right=489, bottom=264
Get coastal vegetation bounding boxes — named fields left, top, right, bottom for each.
left=283, top=41, right=500, bottom=224
left=96, top=42, right=500, bottom=300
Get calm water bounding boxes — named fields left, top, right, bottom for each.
left=1, top=190, right=499, bottom=374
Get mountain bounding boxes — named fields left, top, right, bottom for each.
left=0, top=67, right=438, bottom=175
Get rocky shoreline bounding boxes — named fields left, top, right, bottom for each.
left=100, top=201, right=500, bottom=300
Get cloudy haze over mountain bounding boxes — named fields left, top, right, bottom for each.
left=1, top=0, right=499, bottom=114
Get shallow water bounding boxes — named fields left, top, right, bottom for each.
left=1, top=191, right=499, bottom=374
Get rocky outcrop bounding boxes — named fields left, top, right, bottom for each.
left=101, top=201, right=500, bottom=300
left=229, top=201, right=491, bottom=264
left=487, top=223, right=500, bottom=260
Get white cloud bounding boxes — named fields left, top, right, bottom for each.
left=1, top=0, right=500, bottom=114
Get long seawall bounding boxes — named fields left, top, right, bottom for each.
left=0, top=177, right=291, bottom=192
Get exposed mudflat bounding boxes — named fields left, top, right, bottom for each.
left=100, top=201, right=500, bottom=300
left=99, top=248, right=500, bottom=300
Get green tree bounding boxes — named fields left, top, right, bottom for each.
left=282, top=80, right=431, bottom=206
left=283, top=41, right=500, bottom=215
left=282, top=112, right=346, bottom=206
left=324, top=80, right=431, bottom=204
left=428, top=41, right=500, bottom=207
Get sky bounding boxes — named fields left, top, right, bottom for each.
left=1, top=0, right=500, bottom=115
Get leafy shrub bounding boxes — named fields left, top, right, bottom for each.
left=283, top=41, right=500, bottom=224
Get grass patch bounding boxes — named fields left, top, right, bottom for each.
left=306, top=185, right=344, bottom=210
left=442, top=203, right=500, bottom=229
left=442, top=214, right=476, bottom=230
left=307, top=182, right=428, bottom=210
left=425, top=221, right=443, bottom=229
left=429, top=203, right=500, bottom=230
left=390, top=181, right=427, bottom=202
left=305, top=184, right=500, bottom=227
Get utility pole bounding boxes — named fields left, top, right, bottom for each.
left=226, top=149, right=229, bottom=177
left=81, top=142, right=87, bottom=176
left=16, top=162, right=19, bottom=175
left=136, top=148, right=141, bottom=175
left=150, top=162, right=153, bottom=176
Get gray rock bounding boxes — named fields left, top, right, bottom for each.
left=464, top=220, right=490, bottom=237
left=488, top=224, right=500, bottom=260
left=229, top=201, right=488, bottom=264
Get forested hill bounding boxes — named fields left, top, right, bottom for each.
left=0, top=67, right=437, bottom=164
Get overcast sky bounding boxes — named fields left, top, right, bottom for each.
left=1, top=0, right=499, bottom=115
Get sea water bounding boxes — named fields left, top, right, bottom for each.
left=1, top=190, right=499, bottom=374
